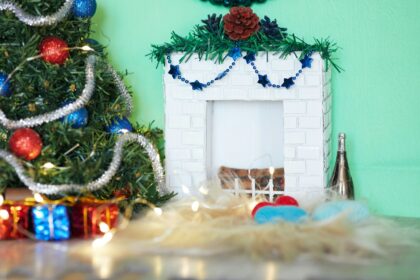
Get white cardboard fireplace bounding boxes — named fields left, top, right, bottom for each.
left=163, top=52, right=332, bottom=199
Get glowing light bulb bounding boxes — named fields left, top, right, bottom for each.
left=92, top=232, right=114, bottom=248
left=42, top=162, right=56, bottom=169
left=191, top=201, right=200, bottom=212
left=199, top=186, right=209, bottom=195
left=99, top=222, right=110, bottom=233
left=182, top=185, right=190, bottom=194
left=0, top=195, right=4, bottom=206
left=34, top=193, right=44, bottom=203
left=154, top=207, right=163, bottom=216
left=80, top=45, right=94, bottom=52
left=248, top=200, right=259, bottom=211
left=0, top=209, right=9, bottom=220
left=269, top=166, right=275, bottom=176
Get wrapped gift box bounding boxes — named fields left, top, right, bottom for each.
left=32, top=205, right=70, bottom=241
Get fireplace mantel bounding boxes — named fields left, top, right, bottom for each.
left=163, top=52, right=332, bottom=200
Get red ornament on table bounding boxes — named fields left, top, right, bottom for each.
left=0, top=202, right=31, bottom=240
left=251, top=202, right=274, bottom=217
left=275, top=195, right=299, bottom=207
left=251, top=196, right=299, bottom=217
left=39, top=36, right=70, bottom=65
left=9, top=128, right=43, bottom=161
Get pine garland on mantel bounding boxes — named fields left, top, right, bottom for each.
left=149, top=8, right=341, bottom=72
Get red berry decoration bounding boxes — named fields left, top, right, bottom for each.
left=275, top=195, right=299, bottom=207
left=39, top=36, right=70, bottom=65
left=223, top=7, right=260, bottom=41
left=9, top=128, right=43, bottom=161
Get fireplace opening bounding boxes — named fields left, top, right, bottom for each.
left=207, top=101, right=285, bottom=196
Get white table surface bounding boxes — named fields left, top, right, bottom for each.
left=1, top=217, right=420, bottom=280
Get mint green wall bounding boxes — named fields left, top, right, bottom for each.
left=93, top=0, right=420, bottom=218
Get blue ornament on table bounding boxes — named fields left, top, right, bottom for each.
left=106, top=117, right=133, bottom=134
left=32, top=205, right=70, bottom=241
left=258, top=74, right=270, bottom=88
left=312, top=201, right=370, bottom=224
left=254, top=206, right=308, bottom=224
left=0, top=72, right=12, bottom=97
left=61, top=102, right=89, bottom=128
left=72, top=0, right=97, bottom=18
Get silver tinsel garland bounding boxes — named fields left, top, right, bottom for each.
left=0, top=0, right=73, bottom=26
left=108, top=65, right=134, bottom=116
left=0, top=55, right=134, bottom=129
left=0, top=132, right=167, bottom=195
left=0, top=55, right=96, bottom=129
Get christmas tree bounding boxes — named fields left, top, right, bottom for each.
left=0, top=0, right=172, bottom=209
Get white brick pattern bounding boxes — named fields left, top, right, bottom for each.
left=164, top=53, right=332, bottom=196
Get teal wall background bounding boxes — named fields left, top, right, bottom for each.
left=92, top=0, right=420, bottom=217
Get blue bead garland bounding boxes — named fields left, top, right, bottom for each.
left=167, top=49, right=313, bottom=92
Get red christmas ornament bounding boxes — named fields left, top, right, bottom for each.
left=9, top=128, right=43, bottom=161
left=275, top=195, right=299, bottom=207
left=39, top=36, right=70, bottom=65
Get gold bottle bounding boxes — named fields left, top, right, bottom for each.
left=328, top=133, right=355, bottom=199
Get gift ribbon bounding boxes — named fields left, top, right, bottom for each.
left=48, top=205, right=55, bottom=240
left=83, top=202, right=114, bottom=238
left=0, top=202, right=31, bottom=239
left=11, top=206, right=19, bottom=237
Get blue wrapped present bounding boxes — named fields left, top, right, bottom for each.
left=32, top=205, right=71, bottom=241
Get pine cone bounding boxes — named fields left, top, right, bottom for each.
left=260, top=16, right=287, bottom=40
left=223, top=7, right=260, bottom=41
left=208, top=0, right=265, bottom=7
left=202, top=14, right=222, bottom=34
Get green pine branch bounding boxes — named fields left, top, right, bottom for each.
left=149, top=24, right=342, bottom=72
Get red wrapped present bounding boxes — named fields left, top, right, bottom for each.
left=71, top=200, right=119, bottom=238
left=0, top=202, right=31, bottom=240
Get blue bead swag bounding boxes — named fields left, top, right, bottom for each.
left=166, top=48, right=313, bottom=92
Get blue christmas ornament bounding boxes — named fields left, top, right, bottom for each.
left=255, top=206, right=308, bottom=224
left=258, top=74, right=270, bottom=88
left=216, top=71, right=227, bottom=80
left=281, top=77, right=295, bottom=89
left=0, top=72, right=12, bottom=97
left=168, top=65, right=181, bottom=79
left=300, top=55, right=313, bottom=69
left=106, top=117, right=133, bottom=134
left=228, top=47, right=242, bottom=61
left=243, top=52, right=256, bottom=64
left=312, top=201, right=370, bottom=224
left=32, top=205, right=70, bottom=241
left=61, top=101, right=88, bottom=128
left=190, top=80, right=205, bottom=91
left=72, top=0, right=97, bottom=18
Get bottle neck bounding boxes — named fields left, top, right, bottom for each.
left=338, top=133, right=346, bottom=153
